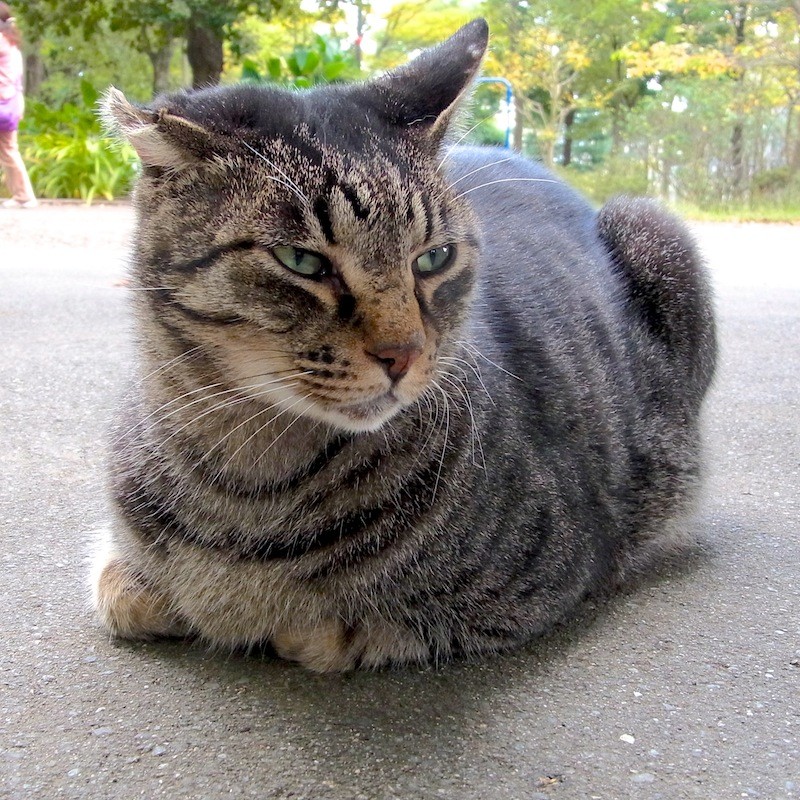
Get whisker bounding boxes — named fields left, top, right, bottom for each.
left=239, top=140, right=310, bottom=207
left=454, top=177, right=560, bottom=200
left=124, top=372, right=309, bottom=454
left=446, top=157, right=514, bottom=191
left=122, top=286, right=180, bottom=292
left=116, top=371, right=311, bottom=446
left=133, top=345, right=204, bottom=386
left=439, top=370, right=485, bottom=472
left=440, top=354, right=495, bottom=405
left=437, top=112, right=505, bottom=171
left=210, top=394, right=308, bottom=479
left=250, top=396, right=311, bottom=468
left=457, top=340, right=524, bottom=382
left=429, top=380, right=452, bottom=504
left=411, top=387, right=443, bottom=476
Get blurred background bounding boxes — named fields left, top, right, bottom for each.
left=10, top=0, right=800, bottom=220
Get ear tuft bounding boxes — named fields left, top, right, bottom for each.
left=101, top=87, right=155, bottom=138
left=100, top=87, right=210, bottom=172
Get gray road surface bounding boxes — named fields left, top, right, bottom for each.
left=1, top=204, right=798, bottom=799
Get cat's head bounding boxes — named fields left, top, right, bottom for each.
left=105, top=19, right=488, bottom=434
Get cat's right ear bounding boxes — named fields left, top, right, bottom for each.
left=102, top=87, right=214, bottom=172
left=369, top=19, right=489, bottom=146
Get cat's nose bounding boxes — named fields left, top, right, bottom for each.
left=366, top=342, right=424, bottom=382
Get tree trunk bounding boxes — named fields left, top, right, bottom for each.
left=353, top=1, right=366, bottom=71
left=562, top=108, right=576, bottom=166
left=24, top=46, right=45, bottom=98
left=793, top=112, right=800, bottom=170
left=730, top=2, right=748, bottom=198
left=187, top=19, right=224, bottom=88
left=149, top=40, right=175, bottom=97
left=513, top=99, right=524, bottom=153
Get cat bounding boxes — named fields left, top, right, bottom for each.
left=91, top=19, right=716, bottom=672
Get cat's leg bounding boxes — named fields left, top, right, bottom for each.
left=90, top=531, right=186, bottom=640
left=272, top=618, right=429, bottom=673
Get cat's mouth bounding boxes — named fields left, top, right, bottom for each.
left=339, top=392, right=399, bottom=420
left=329, top=391, right=403, bottom=432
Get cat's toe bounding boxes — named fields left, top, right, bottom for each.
left=272, top=622, right=360, bottom=673
left=91, top=557, right=185, bottom=640
left=272, top=620, right=430, bottom=673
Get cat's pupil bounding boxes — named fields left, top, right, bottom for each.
left=273, top=245, right=327, bottom=277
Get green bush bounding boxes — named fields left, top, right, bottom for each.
left=556, top=158, right=650, bottom=206
left=18, top=80, right=138, bottom=202
left=752, top=167, right=793, bottom=196
left=241, top=34, right=361, bottom=88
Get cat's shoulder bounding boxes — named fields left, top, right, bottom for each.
left=445, top=146, right=594, bottom=218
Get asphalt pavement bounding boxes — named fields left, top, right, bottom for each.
left=1, top=203, right=798, bottom=799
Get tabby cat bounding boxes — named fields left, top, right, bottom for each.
left=91, top=19, right=716, bottom=672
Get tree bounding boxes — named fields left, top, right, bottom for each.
left=370, top=0, right=474, bottom=70
left=481, top=0, right=590, bottom=161
left=17, top=0, right=282, bottom=96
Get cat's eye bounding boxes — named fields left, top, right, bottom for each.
left=414, top=245, right=456, bottom=275
left=272, top=245, right=328, bottom=277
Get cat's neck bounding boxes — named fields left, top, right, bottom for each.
left=188, top=395, right=344, bottom=489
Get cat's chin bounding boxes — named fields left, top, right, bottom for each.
left=310, top=394, right=405, bottom=434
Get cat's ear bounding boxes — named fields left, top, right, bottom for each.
left=371, top=18, right=489, bottom=144
left=102, top=87, right=215, bottom=172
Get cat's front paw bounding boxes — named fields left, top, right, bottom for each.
left=91, top=555, right=186, bottom=640
left=272, top=619, right=429, bottom=673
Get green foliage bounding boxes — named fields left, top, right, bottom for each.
left=241, top=34, right=361, bottom=88
left=459, top=82, right=509, bottom=147
left=12, top=0, right=800, bottom=218
left=557, top=158, right=650, bottom=206
left=752, top=167, right=793, bottom=196
left=19, top=81, right=138, bottom=203
left=29, top=23, right=153, bottom=108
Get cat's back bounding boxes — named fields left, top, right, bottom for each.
left=445, top=146, right=620, bottom=315
left=446, top=145, right=715, bottom=410
left=445, top=146, right=600, bottom=255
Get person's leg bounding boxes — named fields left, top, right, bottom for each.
left=0, top=129, right=37, bottom=205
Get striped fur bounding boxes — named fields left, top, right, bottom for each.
left=92, top=20, right=716, bottom=672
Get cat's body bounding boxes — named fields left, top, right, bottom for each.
left=93, top=20, right=716, bottom=672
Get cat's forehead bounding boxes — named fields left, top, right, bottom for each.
left=174, top=84, right=411, bottom=162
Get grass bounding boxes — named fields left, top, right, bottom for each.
left=674, top=203, right=800, bottom=224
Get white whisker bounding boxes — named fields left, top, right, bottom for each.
left=429, top=380, right=452, bottom=503
left=437, top=112, right=504, bottom=171
left=212, top=395, right=309, bottom=478
left=446, top=157, right=514, bottom=191
left=239, top=139, right=310, bottom=207
left=454, top=177, right=559, bottom=200
left=439, top=370, right=485, bottom=472
left=458, top=340, right=523, bottom=382
left=133, top=345, right=204, bottom=386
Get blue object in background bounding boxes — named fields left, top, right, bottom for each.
left=475, top=77, right=514, bottom=149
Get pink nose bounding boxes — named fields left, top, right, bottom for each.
left=366, top=343, right=423, bottom=382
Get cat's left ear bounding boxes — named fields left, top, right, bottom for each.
left=371, top=18, right=489, bottom=146
left=102, top=87, right=216, bottom=172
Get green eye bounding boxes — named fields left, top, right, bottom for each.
left=414, top=244, right=456, bottom=275
left=272, top=245, right=328, bottom=277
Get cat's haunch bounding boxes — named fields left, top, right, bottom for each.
left=91, top=19, right=716, bottom=672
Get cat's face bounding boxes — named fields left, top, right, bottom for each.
left=107, top=20, right=488, bottom=433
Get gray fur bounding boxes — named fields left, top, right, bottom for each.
left=91, top=19, right=716, bottom=671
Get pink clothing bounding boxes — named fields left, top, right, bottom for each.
left=0, top=32, right=23, bottom=100
left=0, top=31, right=34, bottom=203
